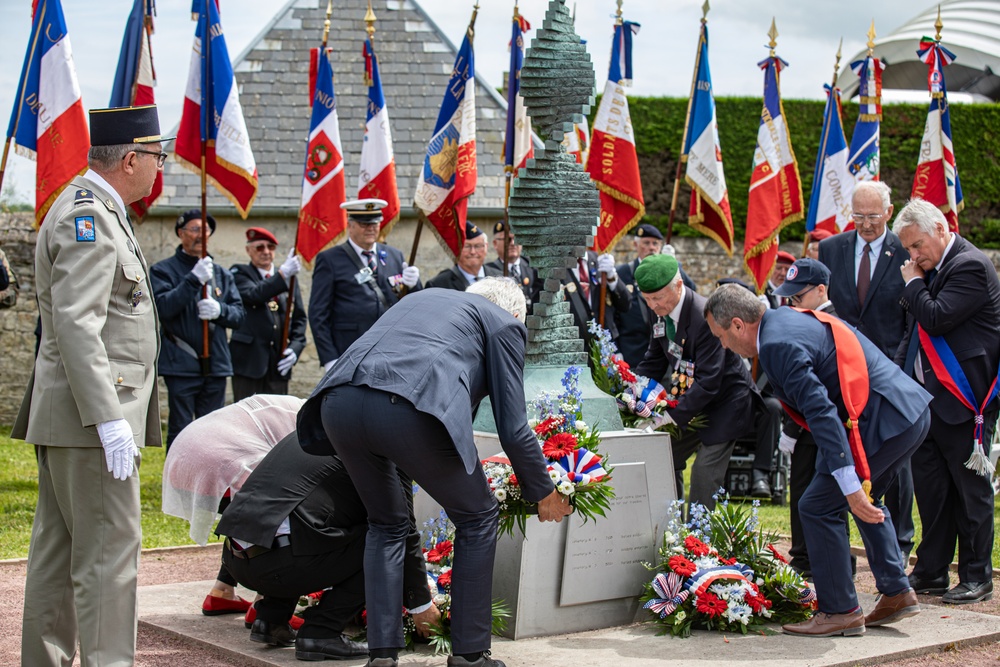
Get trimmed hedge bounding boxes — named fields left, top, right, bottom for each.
left=613, top=97, right=1000, bottom=248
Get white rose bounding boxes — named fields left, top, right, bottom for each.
left=558, top=481, right=575, bottom=495
left=495, top=488, right=507, bottom=502
left=549, top=469, right=560, bottom=482
left=575, top=420, right=588, bottom=432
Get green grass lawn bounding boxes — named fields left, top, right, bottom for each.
left=1, top=423, right=998, bottom=567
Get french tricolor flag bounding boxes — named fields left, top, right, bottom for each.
left=585, top=19, right=645, bottom=253
left=847, top=55, right=884, bottom=184
left=110, top=0, right=161, bottom=220
left=414, top=16, right=477, bottom=259
left=562, top=118, right=590, bottom=165
left=504, top=12, right=533, bottom=175
left=7, top=0, right=89, bottom=226
left=175, top=0, right=258, bottom=218
left=297, top=47, right=347, bottom=264
left=806, top=84, right=852, bottom=234
left=358, top=38, right=399, bottom=236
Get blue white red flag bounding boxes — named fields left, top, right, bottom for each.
left=358, top=38, right=399, bottom=236
left=176, top=0, right=258, bottom=218
left=684, top=23, right=733, bottom=255
left=585, top=20, right=644, bottom=253
left=111, top=0, right=161, bottom=220
left=912, top=37, right=962, bottom=233
left=744, top=54, right=804, bottom=293
left=806, top=84, right=852, bottom=234
left=297, top=47, right=346, bottom=264
left=414, top=17, right=477, bottom=259
left=504, top=12, right=533, bottom=175
left=7, top=0, right=89, bottom=226
left=847, top=55, right=884, bottom=184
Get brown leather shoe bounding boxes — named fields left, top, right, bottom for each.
left=865, top=588, right=920, bottom=626
left=782, top=609, right=865, bottom=637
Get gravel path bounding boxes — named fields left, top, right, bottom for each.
left=1, top=543, right=998, bottom=666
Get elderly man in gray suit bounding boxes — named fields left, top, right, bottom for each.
left=298, top=278, right=572, bottom=667
left=12, top=106, right=168, bottom=667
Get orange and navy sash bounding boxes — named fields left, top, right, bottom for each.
left=779, top=309, right=873, bottom=499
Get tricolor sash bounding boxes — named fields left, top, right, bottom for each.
left=780, top=309, right=873, bottom=500
left=918, top=326, right=999, bottom=477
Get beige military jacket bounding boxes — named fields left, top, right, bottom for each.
left=12, top=176, right=161, bottom=447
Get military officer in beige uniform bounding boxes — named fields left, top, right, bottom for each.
left=13, top=105, right=170, bottom=667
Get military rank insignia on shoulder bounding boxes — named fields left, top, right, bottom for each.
left=74, top=189, right=94, bottom=205
left=75, top=216, right=96, bottom=243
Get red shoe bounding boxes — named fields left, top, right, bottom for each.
left=202, top=594, right=252, bottom=616
left=244, top=605, right=304, bottom=630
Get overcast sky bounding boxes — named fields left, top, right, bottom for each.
left=0, top=0, right=933, bottom=205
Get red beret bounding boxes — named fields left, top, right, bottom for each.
left=809, top=229, right=833, bottom=242
left=246, top=227, right=278, bottom=245
left=775, top=250, right=796, bottom=265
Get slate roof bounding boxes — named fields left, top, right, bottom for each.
left=154, top=0, right=510, bottom=216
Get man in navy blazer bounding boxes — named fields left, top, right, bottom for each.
left=818, top=180, right=914, bottom=560
left=705, top=284, right=932, bottom=637
left=633, top=254, right=757, bottom=511
left=486, top=221, right=541, bottom=308
left=297, top=279, right=571, bottom=667
left=894, top=198, right=1000, bottom=605
left=427, top=222, right=502, bottom=290
left=308, top=199, right=421, bottom=372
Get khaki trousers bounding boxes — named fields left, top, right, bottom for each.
left=21, top=445, right=141, bottom=667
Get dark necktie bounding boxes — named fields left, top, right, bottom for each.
left=857, top=243, right=872, bottom=305
left=664, top=317, right=676, bottom=341
left=511, top=263, right=521, bottom=281
left=362, top=250, right=376, bottom=274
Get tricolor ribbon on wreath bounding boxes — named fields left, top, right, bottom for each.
left=918, top=326, right=999, bottom=477
left=683, top=564, right=754, bottom=597
left=547, top=449, right=607, bottom=485
left=643, top=572, right=689, bottom=618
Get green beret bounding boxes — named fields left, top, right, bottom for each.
left=634, top=254, right=679, bottom=293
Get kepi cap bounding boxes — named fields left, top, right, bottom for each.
left=175, top=209, right=217, bottom=236
left=246, top=227, right=278, bottom=246
left=341, top=198, right=387, bottom=224
left=634, top=254, right=679, bottom=293
left=635, top=223, right=664, bottom=240
left=774, top=258, right=831, bottom=297
left=89, top=105, right=173, bottom=146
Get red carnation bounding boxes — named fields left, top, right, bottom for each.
left=767, top=544, right=789, bottom=564
left=437, top=570, right=452, bottom=589
left=542, top=432, right=578, bottom=460
left=684, top=535, right=711, bottom=557
left=509, top=474, right=519, bottom=487
left=533, top=416, right=563, bottom=437
left=668, top=555, right=697, bottom=577
left=695, top=592, right=727, bottom=617
left=615, top=359, right=637, bottom=383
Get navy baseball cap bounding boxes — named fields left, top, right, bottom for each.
left=774, top=258, right=831, bottom=297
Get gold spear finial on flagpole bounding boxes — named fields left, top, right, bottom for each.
left=833, top=37, right=843, bottom=86
left=616, top=0, right=624, bottom=26
left=469, top=0, right=480, bottom=37
left=365, top=0, right=376, bottom=40
left=702, top=0, right=710, bottom=21
left=768, top=18, right=778, bottom=57
left=866, top=19, right=876, bottom=56
left=322, top=0, right=333, bottom=47
left=934, top=4, right=943, bottom=41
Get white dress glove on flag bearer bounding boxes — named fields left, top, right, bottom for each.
left=192, top=256, right=214, bottom=284
left=401, top=263, right=420, bottom=288
left=197, top=295, right=222, bottom=320
left=280, top=248, right=301, bottom=279
left=97, top=418, right=139, bottom=481
left=778, top=433, right=797, bottom=455
left=277, top=348, right=298, bottom=376
left=597, top=253, right=618, bottom=285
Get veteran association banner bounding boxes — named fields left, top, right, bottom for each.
left=847, top=54, right=884, bottom=184
left=807, top=84, right=852, bottom=235
left=359, top=37, right=399, bottom=237
left=505, top=11, right=533, bottom=175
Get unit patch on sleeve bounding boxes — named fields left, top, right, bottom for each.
left=75, top=217, right=96, bottom=242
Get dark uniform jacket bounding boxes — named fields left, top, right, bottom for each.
left=151, top=246, right=244, bottom=377
left=216, top=431, right=432, bottom=611
left=486, top=256, right=541, bottom=307
left=564, top=250, right=630, bottom=344
left=308, top=241, right=421, bottom=366
left=228, top=264, right=307, bottom=380
left=613, top=258, right=653, bottom=368
left=426, top=263, right=503, bottom=291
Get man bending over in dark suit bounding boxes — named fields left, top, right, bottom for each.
left=297, top=278, right=572, bottom=667
left=706, top=284, right=932, bottom=637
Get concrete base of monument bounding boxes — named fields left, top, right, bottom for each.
left=415, top=429, right=677, bottom=640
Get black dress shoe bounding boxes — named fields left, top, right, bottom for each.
left=942, top=580, right=993, bottom=605
left=750, top=471, right=772, bottom=498
left=907, top=572, right=950, bottom=595
left=295, top=635, right=368, bottom=661
left=250, top=618, right=297, bottom=647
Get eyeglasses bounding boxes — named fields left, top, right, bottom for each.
left=463, top=243, right=487, bottom=252
left=249, top=243, right=276, bottom=252
left=132, top=149, right=168, bottom=167
left=788, top=284, right=818, bottom=306
left=180, top=226, right=204, bottom=235
left=851, top=211, right=885, bottom=224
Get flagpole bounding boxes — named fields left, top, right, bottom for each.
left=502, top=0, right=521, bottom=279
left=1, top=2, right=46, bottom=206
left=803, top=39, right=842, bottom=257
left=666, top=0, right=709, bottom=245
left=199, top=0, right=212, bottom=374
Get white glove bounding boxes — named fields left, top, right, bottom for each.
left=192, top=257, right=214, bottom=285
left=97, top=418, right=138, bottom=481
left=778, top=433, right=797, bottom=455
left=277, top=347, right=298, bottom=376
left=324, top=359, right=337, bottom=373
left=279, top=248, right=301, bottom=279
left=401, top=263, right=420, bottom=288
left=197, top=296, right=221, bottom=320
left=597, top=253, right=618, bottom=285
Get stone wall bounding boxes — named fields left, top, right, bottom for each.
left=3, top=210, right=1000, bottom=426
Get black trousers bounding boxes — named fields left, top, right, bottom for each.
left=753, top=396, right=782, bottom=473
left=231, top=373, right=289, bottom=402
left=911, top=411, right=997, bottom=583
left=222, top=538, right=366, bottom=639
left=163, top=375, right=227, bottom=448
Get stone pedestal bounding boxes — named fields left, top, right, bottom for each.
left=413, top=429, right=675, bottom=639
